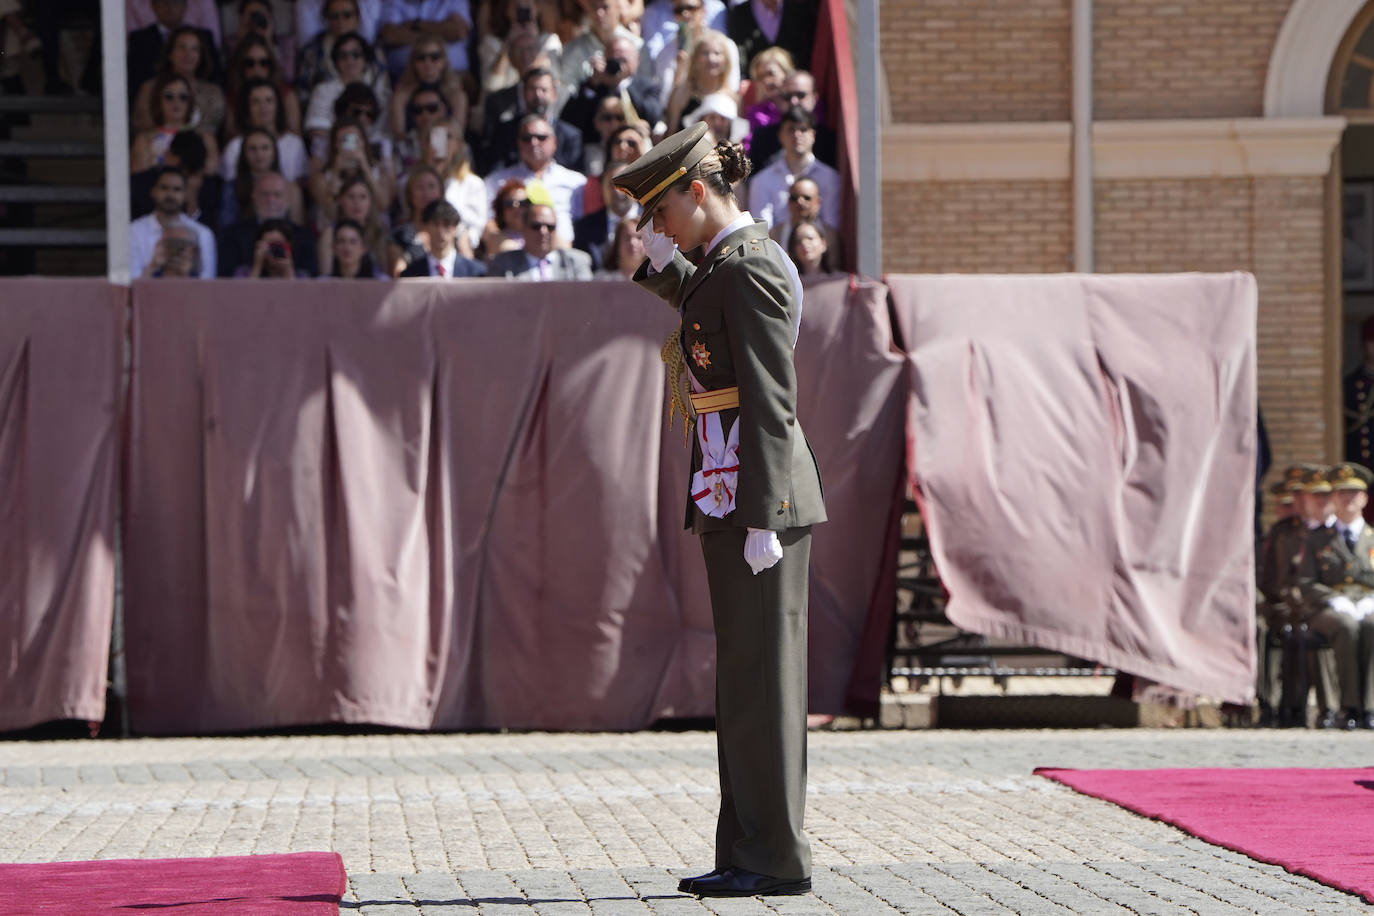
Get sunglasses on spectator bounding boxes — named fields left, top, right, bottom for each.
left=789, top=193, right=815, bottom=203
left=245, top=56, right=270, bottom=69
left=611, top=136, right=640, bottom=147
left=162, top=91, right=191, bottom=102
left=336, top=48, right=364, bottom=60
left=596, top=111, right=626, bottom=122
left=528, top=221, right=557, bottom=232
left=782, top=90, right=810, bottom=101
left=411, top=102, right=442, bottom=114
left=416, top=51, right=444, bottom=63
left=501, top=198, right=530, bottom=208
left=520, top=133, right=551, bottom=142
left=673, top=3, right=701, bottom=13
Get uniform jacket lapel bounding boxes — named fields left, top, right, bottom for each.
left=679, top=221, right=767, bottom=308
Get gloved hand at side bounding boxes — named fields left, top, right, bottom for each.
left=640, top=225, right=677, bottom=272
left=744, top=527, right=783, bottom=575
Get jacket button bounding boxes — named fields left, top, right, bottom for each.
left=781, top=500, right=789, bottom=509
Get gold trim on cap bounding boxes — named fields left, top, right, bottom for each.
left=638, top=166, right=688, bottom=206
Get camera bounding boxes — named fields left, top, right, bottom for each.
left=268, top=241, right=288, bottom=259
left=249, top=10, right=269, bottom=29
left=164, top=237, right=191, bottom=256
left=515, top=6, right=533, bottom=24
left=605, top=57, right=622, bottom=76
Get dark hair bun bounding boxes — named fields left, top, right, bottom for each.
left=715, top=140, right=751, bottom=186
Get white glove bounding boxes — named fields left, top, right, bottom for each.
left=744, top=527, right=783, bottom=575
left=1329, top=594, right=1358, bottom=617
left=1357, top=596, right=1374, bottom=620
left=640, top=225, right=677, bottom=272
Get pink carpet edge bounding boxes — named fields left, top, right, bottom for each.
left=1034, top=766, right=1374, bottom=905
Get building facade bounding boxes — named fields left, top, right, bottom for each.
left=878, top=0, right=1369, bottom=513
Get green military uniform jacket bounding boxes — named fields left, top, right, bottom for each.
left=1300, top=521, right=1374, bottom=613
left=634, top=219, right=826, bottom=534
left=1257, top=515, right=1307, bottom=622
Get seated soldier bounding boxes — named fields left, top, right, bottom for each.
left=1254, top=466, right=1303, bottom=726
left=1298, top=463, right=1374, bottom=729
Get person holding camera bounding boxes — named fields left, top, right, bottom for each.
left=131, top=166, right=218, bottom=279
left=239, top=218, right=309, bottom=278
left=559, top=0, right=639, bottom=108
left=561, top=34, right=663, bottom=147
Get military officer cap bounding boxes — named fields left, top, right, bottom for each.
left=1269, top=479, right=1294, bottom=504
left=1300, top=465, right=1332, bottom=493
left=612, top=122, right=714, bottom=230
left=1279, top=464, right=1306, bottom=493
left=1330, top=462, right=1373, bottom=491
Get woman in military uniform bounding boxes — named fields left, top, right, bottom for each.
left=613, top=122, right=825, bottom=898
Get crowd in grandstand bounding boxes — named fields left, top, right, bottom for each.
left=114, top=0, right=842, bottom=280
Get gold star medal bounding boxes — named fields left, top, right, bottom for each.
left=691, top=341, right=711, bottom=369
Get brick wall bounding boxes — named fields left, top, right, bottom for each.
left=881, top=180, right=1073, bottom=273
left=880, top=0, right=1071, bottom=123
left=1093, top=0, right=1293, bottom=119
left=1095, top=176, right=1328, bottom=502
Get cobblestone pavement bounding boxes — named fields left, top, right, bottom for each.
left=0, top=729, right=1371, bottom=914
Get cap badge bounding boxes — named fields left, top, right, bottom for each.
left=691, top=340, right=711, bottom=369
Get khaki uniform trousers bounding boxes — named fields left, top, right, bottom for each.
left=699, top=526, right=811, bottom=881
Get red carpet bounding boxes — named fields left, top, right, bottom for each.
left=1036, top=767, right=1374, bottom=903
left=0, top=851, right=347, bottom=913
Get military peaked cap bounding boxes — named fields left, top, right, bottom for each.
left=1330, top=462, right=1373, bottom=491
left=612, top=122, right=714, bottom=230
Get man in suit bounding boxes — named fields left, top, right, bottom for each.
left=478, top=67, right=583, bottom=175
left=217, top=172, right=318, bottom=278
left=127, top=0, right=223, bottom=102
left=399, top=200, right=487, bottom=277
left=1300, top=463, right=1374, bottom=729
left=615, top=123, right=825, bottom=898
left=560, top=34, right=664, bottom=145
left=490, top=203, right=593, bottom=279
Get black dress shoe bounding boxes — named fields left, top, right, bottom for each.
left=677, top=868, right=723, bottom=893
left=1319, top=709, right=1359, bottom=729
left=689, top=866, right=811, bottom=897
left=1363, top=711, right=1374, bottom=730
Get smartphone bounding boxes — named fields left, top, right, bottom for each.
left=605, top=57, right=622, bottom=76
left=429, top=126, right=448, bottom=158
left=515, top=6, right=533, bottom=24
left=341, top=132, right=360, bottom=153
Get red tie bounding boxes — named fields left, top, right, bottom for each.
left=436, top=261, right=446, bottom=277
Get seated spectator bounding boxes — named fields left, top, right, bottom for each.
left=747, top=107, right=839, bottom=231
left=305, top=33, right=391, bottom=149
left=560, top=33, right=663, bottom=147
left=392, top=84, right=454, bottom=174
left=131, top=73, right=221, bottom=174
left=128, top=0, right=223, bottom=104
left=740, top=45, right=792, bottom=135
left=310, top=117, right=396, bottom=216
left=387, top=163, right=447, bottom=275
left=132, top=26, right=226, bottom=136
left=239, top=218, right=312, bottom=277
left=581, top=118, right=651, bottom=212
left=484, top=114, right=588, bottom=245
left=477, top=0, right=563, bottom=104
left=478, top=67, right=583, bottom=174
left=489, top=202, right=593, bottom=279
left=748, top=69, right=835, bottom=170
left=664, top=28, right=735, bottom=134
left=378, top=0, right=473, bottom=81
left=400, top=200, right=486, bottom=277
left=648, top=0, right=737, bottom=111
left=218, top=170, right=318, bottom=276
left=477, top=33, right=554, bottom=138
left=768, top=175, right=839, bottom=268
left=572, top=160, right=636, bottom=271
left=127, top=0, right=222, bottom=45
left=596, top=216, right=644, bottom=278
left=130, top=166, right=217, bottom=278
left=297, top=0, right=384, bottom=84
left=575, top=95, right=626, bottom=178
left=331, top=82, right=394, bottom=170
left=682, top=92, right=748, bottom=144
left=221, top=128, right=306, bottom=226
left=786, top=217, right=831, bottom=276
left=544, top=0, right=584, bottom=44
left=726, top=0, right=815, bottom=79
left=327, top=218, right=390, bottom=278
left=317, top=173, right=389, bottom=275
left=639, top=0, right=725, bottom=93
left=387, top=33, right=467, bottom=140
left=478, top=178, right=530, bottom=261
left=225, top=0, right=297, bottom=84
left=222, top=79, right=310, bottom=183
left=131, top=129, right=223, bottom=229
left=224, top=33, right=303, bottom=138
left=559, top=0, right=638, bottom=108
left=417, top=122, right=488, bottom=251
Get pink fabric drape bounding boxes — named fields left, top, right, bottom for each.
left=0, top=279, right=121, bottom=731
left=122, top=277, right=901, bottom=734
left=889, top=273, right=1258, bottom=704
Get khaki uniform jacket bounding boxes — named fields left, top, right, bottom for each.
left=634, top=219, right=826, bottom=533
left=1299, top=522, right=1374, bottom=613
left=1257, top=515, right=1307, bottom=620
